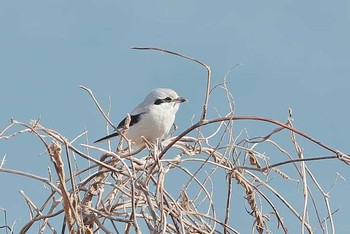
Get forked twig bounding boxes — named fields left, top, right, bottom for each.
left=1, top=48, right=349, bottom=233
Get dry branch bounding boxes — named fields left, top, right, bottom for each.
left=0, top=47, right=348, bottom=234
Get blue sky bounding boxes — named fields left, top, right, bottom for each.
left=1, top=0, right=349, bottom=233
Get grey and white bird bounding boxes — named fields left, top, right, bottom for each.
left=94, top=88, right=187, bottom=147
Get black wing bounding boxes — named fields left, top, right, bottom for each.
left=117, top=112, right=143, bottom=128
left=94, top=113, right=144, bottom=143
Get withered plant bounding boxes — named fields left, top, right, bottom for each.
left=1, top=48, right=349, bottom=234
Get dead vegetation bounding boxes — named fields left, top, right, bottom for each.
left=1, top=48, right=349, bottom=233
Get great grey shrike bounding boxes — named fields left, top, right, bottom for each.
left=94, top=88, right=187, bottom=147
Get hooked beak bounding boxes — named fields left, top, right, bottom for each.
left=174, top=97, right=188, bottom=103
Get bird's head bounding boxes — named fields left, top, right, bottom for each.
left=145, top=88, right=187, bottom=113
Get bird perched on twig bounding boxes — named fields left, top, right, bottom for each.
left=94, top=88, right=187, bottom=147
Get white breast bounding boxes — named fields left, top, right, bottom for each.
left=125, top=104, right=177, bottom=146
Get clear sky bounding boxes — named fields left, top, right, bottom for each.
left=1, top=0, right=349, bottom=233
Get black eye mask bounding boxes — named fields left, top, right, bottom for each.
left=154, top=97, right=172, bottom=105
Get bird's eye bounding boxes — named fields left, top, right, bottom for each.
left=164, top=97, right=172, bottom=102
left=154, top=99, right=163, bottom=105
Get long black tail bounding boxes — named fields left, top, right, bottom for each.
left=94, top=132, right=120, bottom=143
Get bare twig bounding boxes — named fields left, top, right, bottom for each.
left=1, top=49, right=349, bottom=234
left=131, top=47, right=211, bottom=121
